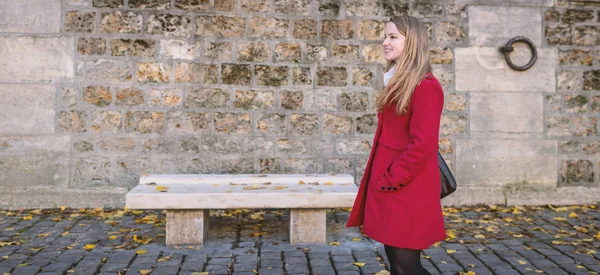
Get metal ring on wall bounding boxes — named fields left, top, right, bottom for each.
left=499, top=36, right=537, bottom=71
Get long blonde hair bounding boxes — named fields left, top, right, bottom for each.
left=376, top=16, right=432, bottom=115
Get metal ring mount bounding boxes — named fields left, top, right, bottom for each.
left=499, top=36, right=537, bottom=71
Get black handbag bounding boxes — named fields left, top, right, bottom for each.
left=438, top=152, right=457, bottom=199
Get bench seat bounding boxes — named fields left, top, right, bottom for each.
left=125, top=174, right=357, bottom=245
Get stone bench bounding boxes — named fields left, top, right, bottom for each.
left=125, top=174, right=358, bottom=246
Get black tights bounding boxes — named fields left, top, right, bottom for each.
left=384, top=245, right=431, bottom=275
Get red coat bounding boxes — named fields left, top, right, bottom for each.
left=346, top=73, right=446, bottom=250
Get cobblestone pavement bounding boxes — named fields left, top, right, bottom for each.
left=0, top=205, right=599, bottom=275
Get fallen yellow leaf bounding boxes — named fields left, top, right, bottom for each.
left=553, top=217, right=567, bottom=221
left=60, top=206, right=66, bottom=211
left=375, top=270, right=390, bottom=275
left=474, top=234, right=485, bottom=239
left=447, top=249, right=456, bottom=254
left=513, top=234, right=523, bottom=238
left=351, top=238, right=362, bottom=242
left=139, top=269, right=152, bottom=274
left=325, top=182, right=333, bottom=185
left=535, top=270, right=544, bottom=273
left=155, top=185, right=169, bottom=192
left=23, top=215, right=32, bottom=220
left=569, top=212, right=578, bottom=218
left=61, top=231, right=70, bottom=237
left=464, top=272, right=476, bottom=275
left=158, top=256, right=171, bottom=262
left=576, top=265, right=586, bottom=269
left=136, top=249, right=147, bottom=255
left=353, top=262, right=366, bottom=267
left=329, top=241, right=340, bottom=246
left=518, top=260, right=527, bottom=265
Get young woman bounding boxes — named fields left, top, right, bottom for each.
left=346, top=16, right=446, bottom=275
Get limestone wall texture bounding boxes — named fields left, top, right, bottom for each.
left=1, top=0, right=599, bottom=209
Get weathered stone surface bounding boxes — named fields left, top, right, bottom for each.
left=559, top=49, right=592, bottom=66
left=435, top=21, right=466, bottom=44
left=174, top=0, right=209, bottom=11
left=559, top=140, right=579, bottom=154
left=149, top=88, right=182, bottom=108
left=201, top=136, right=242, bottom=154
left=204, top=41, right=232, bottom=61
left=292, top=67, right=312, bottom=85
left=259, top=158, right=281, bottom=173
left=73, top=138, right=94, bottom=153
left=77, top=59, right=131, bottom=83
left=93, top=0, right=123, bottom=8
left=129, top=0, right=170, bottom=9
left=222, top=64, right=251, bottom=85
left=564, top=95, right=588, bottom=113
left=432, top=65, right=453, bottom=90
left=341, top=92, right=368, bottom=111
left=275, top=43, right=301, bottom=63
left=469, top=6, right=541, bottom=46
left=276, top=138, right=309, bottom=154
left=249, top=17, right=289, bottom=39
left=574, top=26, right=600, bottom=46
left=281, top=91, right=304, bottom=110
left=470, top=93, right=543, bottom=135
left=545, top=10, right=560, bottom=22
left=410, top=0, right=442, bottom=18
left=99, top=137, right=135, bottom=152
left=0, top=84, right=55, bottom=134
left=214, top=0, right=234, bottom=11
left=362, top=44, right=386, bottom=64
left=99, top=11, right=143, bottom=33
left=244, top=137, right=273, bottom=154
left=317, top=67, right=347, bottom=87
left=573, top=116, right=598, bottom=136
left=281, top=158, right=323, bottom=173
left=60, top=87, right=78, bottom=107
left=582, top=141, right=600, bottom=155
left=82, top=85, right=112, bottom=107
left=175, top=63, right=218, bottom=84
left=91, top=111, right=121, bottom=133
left=114, top=157, right=165, bottom=188
left=64, top=11, right=95, bottom=33
left=546, top=24, right=572, bottom=45
left=559, top=70, right=582, bottom=92
left=137, top=62, right=170, bottom=83
left=294, top=19, right=317, bottom=39
left=158, top=39, right=201, bottom=60
left=147, top=14, right=193, bottom=37
left=196, top=16, right=245, bottom=38
left=214, top=112, right=252, bottom=134
left=0, top=136, right=70, bottom=188
left=346, top=0, right=379, bottom=16
left=440, top=114, right=467, bottom=136
left=455, top=47, right=556, bottom=92
left=322, top=20, right=353, bottom=40
left=545, top=116, right=571, bottom=137
left=185, top=88, right=229, bottom=108
left=257, top=113, right=286, bottom=135
left=111, top=39, right=156, bottom=57
left=325, top=158, right=351, bottom=174
left=335, top=139, right=371, bottom=155
left=430, top=47, right=453, bottom=64
left=331, top=45, right=359, bottom=63
left=0, top=0, right=60, bottom=33
left=290, top=209, right=326, bottom=244
left=562, top=9, right=594, bottom=23
left=255, top=65, right=288, bottom=86
left=318, top=0, right=340, bottom=16
left=58, top=110, right=87, bottom=133
left=592, top=96, right=600, bottom=112
left=560, top=160, right=594, bottom=185
left=323, top=113, right=352, bottom=135
left=0, top=36, right=74, bottom=82
left=546, top=95, right=562, bottom=113
left=165, top=156, right=219, bottom=173
left=221, top=158, right=255, bottom=173
left=237, top=42, right=270, bottom=62
left=175, top=137, right=200, bottom=153
left=352, top=68, right=375, bottom=87
left=356, top=114, right=376, bottom=135
left=306, top=44, right=327, bottom=62
left=289, top=113, right=319, bottom=136
left=125, top=111, right=164, bottom=133
left=382, top=0, right=409, bottom=17
left=306, top=90, right=338, bottom=111
left=456, top=139, right=557, bottom=186
left=274, top=0, right=310, bottom=14
left=72, top=157, right=112, bottom=186
left=445, top=93, right=466, bottom=111
left=234, top=90, right=274, bottom=110
left=166, top=111, right=209, bottom=134
left=116, top=87, right=144, bottom=106
left=78, top=38, right=107, bottom=55
left=357, top=20, right=385, bottom=41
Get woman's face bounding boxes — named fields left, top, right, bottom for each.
left=383, top=22, right=406, bottom=61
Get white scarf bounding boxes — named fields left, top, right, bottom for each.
left=383, top=65, right=397, bottom=87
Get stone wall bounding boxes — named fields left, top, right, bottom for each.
left=0, top=0, right=599, bottom=209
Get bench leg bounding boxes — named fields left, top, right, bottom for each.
left=166, top=209, right=208, bottom=246
left=289, top=209, right=326, bottom=244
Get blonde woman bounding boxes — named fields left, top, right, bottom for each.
left=347, top=16, right=446, bottom=275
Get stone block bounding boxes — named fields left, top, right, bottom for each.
left=455, top=47, right=556, bottom=92
left=214, top=0, right=234, bottom=11
left=60, top=87, right=78, bottom=107
left=237, top=42, right=270, bottom=62
left=185, top=88, right=230, bottom=108
left=147, top=14, right=193, bottom=37
left=0, top=36, right=74, bottom=82
left=318, top=0, right=340, bottom=16
left=244, top=137, right=274, bottom=154
left=280, top=90, right=304, bottom=110
left=323, top=113, right=352, bottom=135
left=58, top=110, right=88, bottom=133
left=506, top=186, right=600, bottom=206
left=93, top=0, right=124, bottom=8
left=241, top=0, right=269, bottom=12
left=82, top=86, right=111, bottom=107
left=441, top=187, right=505, bottom=207
left=78, top=38, right=107, bottom=55
left=560, top=160, right=594, bottom=185
left=574, top=26, right=600, bottom=46
left=0, top=136, right=70, bottom=188
left=559, top=49, right=592, bottom=66
left=362, top=44, right=386, bottom=65
left=116, top=87, right=144, bottom=106
left=356, top=114, right=376, bottom=135
left=430, top=47, right=453, bottom=64
left=174, top=0, right=209, bottom=11
left=382, top=0, right=409, bottom=17
left=293, top=19, right=317, bottom=39
left=99, top=11, right=143, bottom=33
left=166, top=210, right=209, bottom=245
left=290, top=209, right=326, bottom=244
left=322, top=20, right=353, bottom=40
left=470, top=93, right=543, bottom=135
left=233, top=90, right=274, bottom=110
left=275, top=43, right=301, bottom=63
left=281, top=158, right=323, bottom=173
left=292, top=67, right=312, bottom=85
left=91, top=111, right=122, bottom=133
left=129, top=0, right=170, bottom=9
left=257, top=113, right=286, bottom=135
left=204, top=41, right=232, bottom=61
left=340, top=92, right=368, bottom=111
left=346, top=0, right=379, bottom=16
left=352, top=67, right=375, bottom=87
left=166, top=111, right=209, bottom=134
left=0, top=84, right=55, bottom=134
left=64, top=11, right=95, bottom=33
left=214, top=112, right=252, bottom=134
left=468, top=6, right=542, bottom=46
left=0, top=0, right=61, bottom=33
left=222, top=64, right=251, bottom=85
left=255, top=65, right=288, bottom=86
left=335, top=139, right=372, bottom=155
left=545, top=24, right=572, bottom=45
left=175, top=63, right=218, bottom=84
left=289, top=113, right=319, bottom=136
left=455, top=139, right=557, bottom=186
left=357, top=20, right=385, bottom=41
left=410, top=0, right=442, bottom=18
left=276, top=139, right=309, bottom=154
left=125, top=111, right=164, bottom=134
left=306, top=89, right=338, bottom=111
left=331, top=45, right=359, bottom=64
left=0, top=187, right=126, bottom=210
left=71, top=156, right=112, bottom=186
left=435, top=21, right=466, bottom=44
left=317, top=67, right=347, bottom=87
left=249, top=17, right=288, bottom=39
left=196, top=15, right=245, bottom=38
left=111, top=39, right=156, bottom=57
left=274, top=0, right=310, bottom=15
left=137, top=62, right=171, bottom=83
